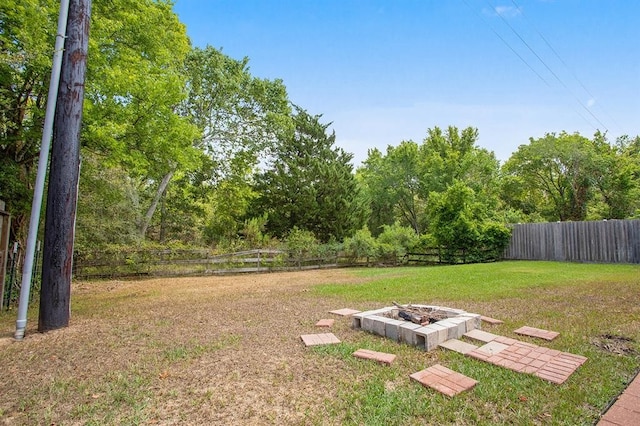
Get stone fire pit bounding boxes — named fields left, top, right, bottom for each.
left=352, top=305, right=481, bottom=351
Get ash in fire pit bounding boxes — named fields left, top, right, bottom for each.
left=352, top=304, right=481, bottom=351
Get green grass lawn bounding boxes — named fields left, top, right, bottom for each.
left=0, top=261, right=638, bottom=425
left=310, top=261, right=640, bottom=425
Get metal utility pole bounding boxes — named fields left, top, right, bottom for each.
left=14, top=0, right=70, bottom=339
left=38, top=0, right=92, bottom=332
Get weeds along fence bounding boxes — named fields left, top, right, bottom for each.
left=72, top=247, right=493, bottom=280
left=2, top=246, right=487, bottom=306
left=72, top=249, right=343, bottom=280
left=1, top=240, right=42, bottom=310
left=504, top=219, right=640, bottom=264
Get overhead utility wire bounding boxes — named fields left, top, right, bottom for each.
left=486, top=0, right=609, bottom=132
left=509, top=0, right=624, bottom=134
left=460, top=0, right=594, bottom=129
left=460, top=0, right=551, bottom=88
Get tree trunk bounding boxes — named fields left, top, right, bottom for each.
left=139, top=169, right=174, bottom=239
left=39, top=0, right=92, bottom=332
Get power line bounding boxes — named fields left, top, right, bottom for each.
left=460, top=0, right=596, bottom=131
left=509, top=0, right=624, bottom=134
left=460, top=0, right=551, bottom=89
left=486, top=0, right=609, bottom=132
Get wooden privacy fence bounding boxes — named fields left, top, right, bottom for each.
left=503, top=219, right=640, bottom=264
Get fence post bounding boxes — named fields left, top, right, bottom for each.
left=0, top=200, right=10, bottom=310
left=4, top=242, right=19, bottom=309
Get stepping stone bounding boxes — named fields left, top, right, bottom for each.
left=410, top=364, right=477, bottom=397
left=353, top=349, right=396, bottom=365
left=533, top=352, right=587, bottom=384
left=514, top=326, right=560, bottom=341
left=439, top=339, right=478, bottom=355
left=464, top=329, right=499, bottom=343
left=466, top=336, right=587, bottom=384
left=481, top=315, right=504, bottom=325
left=315, top=319, right=335, bottom=328
left=475, top=341, right=509, bottom=356
left=329, top=308, right=361, bottom=316
left=300, top=333, right=341, bottom=347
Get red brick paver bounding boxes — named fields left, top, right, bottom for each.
left=315, top=319, right=335, bottom=328
left=514, top=326, right=560, bottom=341
left=481, top=315, right=504, bottom=325
left=353, top=349, right=396, bottom=365
left=466, top=336, right=587, bottom=384
left=300, top=333, right=341, bottom=347
left=329, top=308, right=361, bottom=316
left=597, top=373, right=640, bottom=426
left=410, top=364, right=477, bottom=397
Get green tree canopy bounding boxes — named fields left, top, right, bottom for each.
left=357, top=126, right=501, bottom=236
left=503, top=132, right=599, bottom=221
left=0, top=0, right=59, bottom=240
left=249, top=107, right=365, bottom=242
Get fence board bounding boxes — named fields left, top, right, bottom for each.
left=504, top=219, right=640, bottom=264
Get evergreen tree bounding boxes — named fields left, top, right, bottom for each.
left=250, top=107, right=365, bottom=242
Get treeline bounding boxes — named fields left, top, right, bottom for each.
left=2, top=0, right=639, bottom=263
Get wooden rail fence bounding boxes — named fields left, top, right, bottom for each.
left=503, top=219, right=640, bottom=264
left=72, top=249, right=344, bottom=279
left=71, top=246, right=490, bottom=280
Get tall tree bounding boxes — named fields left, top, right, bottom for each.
left=79, top=0, right=200, bottom=240
left=0, top=0, right=59, bottom=241
left=356, top=148, right=395, bottom=236
left=177, top=46, right=292, bottom=244
left=503, top=132, right=598, bottom=222
left=589, top=132, right=640, bottom=219
left=183, top=46, right=292, bottom=183
left=419, top=126, right=500, bottom=210
left=357, top=126, right=501, bottom=235
left=358, top=141, right=424, bottom=234
left=250, top=107, right=365, bottom=242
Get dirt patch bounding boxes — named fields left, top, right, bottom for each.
left=591, top=334, right=637, bottom=355
left=0, top=269, right=368, bottom=425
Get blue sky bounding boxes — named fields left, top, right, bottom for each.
left=174, top=0, right=640, bottom=167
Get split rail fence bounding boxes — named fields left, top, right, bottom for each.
left=71, top=247, right=483, bottom=280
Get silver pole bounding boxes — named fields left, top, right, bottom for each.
left=15, top=0, right=71, bottom=340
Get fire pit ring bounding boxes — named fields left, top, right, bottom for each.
left=352, top=305, right=481, bottom=351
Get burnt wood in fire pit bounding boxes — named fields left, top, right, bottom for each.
left=393, top=302, right=450, bottom=326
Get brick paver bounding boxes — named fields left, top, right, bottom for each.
left=315, top=319, right=335, bottom=328
left=329, top=308, right=361, bottom=316
left=466, top=337, right=587, bottom=384
left=480, top=315, right=504, bottom=325
left=597, top=373, right=640, bottom=425
left=410, top=364, right=477, bottom=397
left=300, top=333, right=341, bottom=347
left=352, top=349, right=396, bottom=365
left=514, top=326, right=560, bottom=341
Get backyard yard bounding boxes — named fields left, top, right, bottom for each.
left=0, top=261, right=639, bottom=425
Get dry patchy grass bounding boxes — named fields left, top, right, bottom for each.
left=0, top=263, right=638, bottom=425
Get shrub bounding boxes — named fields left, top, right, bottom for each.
left=343, top=228, right=378, bottom=264
left=285, top=227, right=319, bottom=259
left=376, top=223, right=419, bottom=263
